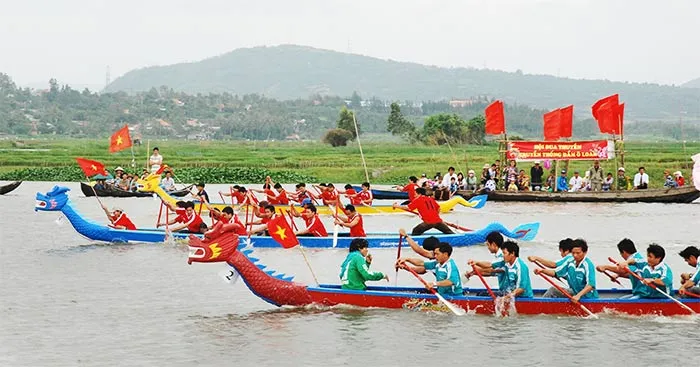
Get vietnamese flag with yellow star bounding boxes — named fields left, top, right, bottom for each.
left=75, top=157, right=108, bottom=177
left=109, top=125, right=132, bottom=153
left=267, top=215, right=299, bottom=249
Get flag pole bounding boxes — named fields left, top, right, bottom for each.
left=298, top=246, right=320, bottom=286
left=146, top=139, right=151, bottom=171
left=352, top=111, right=370, bottom=183
left=85, top=175, right=105, bottom=208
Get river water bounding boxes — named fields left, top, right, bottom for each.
left=1, top=182, right=699, bottom=366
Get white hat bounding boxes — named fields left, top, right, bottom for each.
left=534, top=160, right=541, bottom=164
left=618, top=167, right=625, bottom=172
left=483, top=164, right=490, bottom=169
left=115, top=166, right=125, bottom=171
left=468, top=170, right=475, bottom=174
left=674, top=171, right=683, bottom=177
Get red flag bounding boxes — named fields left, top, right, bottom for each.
left=484, top=101, right=505, bottom=135
left=267, top=215, right=299, bottom=249
left=75, top=157, right=108, bottom=177
left=559, top=105, right=573, bottom=138
left=591, top=94, right=619, bottom=121
left=592, top=95, right=624, bottom=134
left=616, top=103, right=624, bottom=135
left=155, top=164, right=169, bottom=175
left=543, top=108, right=562, bottom=141
left=109, top=125, right=132, bottom=153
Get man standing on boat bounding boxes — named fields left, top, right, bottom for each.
left=536, top=239, right=598, bottom=301
left=340, top=238, right=388, bottom=290
left=392, top=187, right=454, bottom=235
left=398, top=242, right=463, bottom=297
left=589, top=160, right=604, bottom=191
left=678, top=246, right=700, bottom=297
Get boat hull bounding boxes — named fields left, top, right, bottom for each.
left=457, top=186, right=700, bottom=203
left=81, top=182, right=191, bottom=198
left=352, top=185, right=408, bottom=200
left=0, top=181, right=22, bottom=195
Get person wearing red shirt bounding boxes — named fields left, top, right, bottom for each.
left=251, top=184, right=278, bottom=204
left=392, top=188, right=453, bottom=235
left=355, top=182, right=373, bottom=206
left=314, top=183, right=339, bottom=206
left=221, top=185, right=245, bottom=204
left=338, top=184, right=361, bottom=205
left=101, top=204, right=136, bottom=230
left=335, top=204, right=366, bottom=237
left=158, top=201, right=206, bottom=233
left=247, top=205, right=277, bottom=235
left=396, top=176, right=419, bottom=204
left=295, top=204, right=328, bottom=237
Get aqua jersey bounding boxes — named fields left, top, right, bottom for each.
left=424, top=258, right=463, bottom=297
left=634, top=262, right=673, bottom=298
left=491, top=249, right=508, bottom=292
left=493, top=258, right=533, bottom=297
left=627, top=252, right=648, bottom=296
left=555, top=254, right=573, bottom=272
left=691, top=262, right=700, bottom=285
left=555, top=257, right=598, bottom=299
left=339, top=252, right=385, bottom=290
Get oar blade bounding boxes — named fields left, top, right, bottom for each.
left=435, top=293, right=467, bottom=316
left=466, top=194, right=488, bottom=209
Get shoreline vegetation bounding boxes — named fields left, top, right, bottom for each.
left=0, top=138, right=696, bottom=188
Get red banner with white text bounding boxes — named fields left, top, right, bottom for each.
left=506, top=140, right=615, bottom=161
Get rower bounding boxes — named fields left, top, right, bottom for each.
left=527, top=238, right=574, bottom=272
left=251, top=184, right=277, bottom=204
left=247, top=205, right=276, bottom=235
left=356, top=182, right=373, bottom=206
left=466, top=232, right=506, bottom=290
left=204, top=206, right=246, bottom=237
left=293, top=183, right=316, bottom=204
left=334, top=204, right=365, bottom=237
left=678, top=246, right=700, bottom=297
left=630, top=244, right=673, bottom=299
left=596, top=238, right=646, bottom=298
left=535, top=239, right=598, bottom=300
left=470, top=240, right=532, bottom=298
left=396, top=176, right=419, bottom=205
left=398, top=242, right=463, bottom=296
left=295, top=204, right=328, bottom=237
left=272, top=183, right=290, bottom=205
left=101, top=204, right=136, bottom=230
left=192, top=182, right=210, bottom=204
left=398, top=228, right=440, bottom=260
left=338, top=184, right=362, bottom=205
left=392, top=187, right=454, bottom=236
left=220, top=185, right=244, bottom=204
left=158, top=201, right=206, bottom=233
left=340, top=238, right=388, bottom=290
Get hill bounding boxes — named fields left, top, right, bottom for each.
left=105, top=45, right=700, bottom=119
left=682, top=78, right=700, bottom=88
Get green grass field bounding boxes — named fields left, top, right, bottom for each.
left=0, top=138, right=696, bottom=187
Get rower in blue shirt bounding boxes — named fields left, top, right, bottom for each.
left=536, top=238, right=598, bottom=300
left=678, top=246, right=700, bottom=297
left=528, top=237, right=574, bottom=274
left=473, top=241, right=533, bottom=298
left=399, top=242, right=463, bottom=297
left=467, top=232, right=508, bottom=294
left=596, top=238, right=647, bottom=299
left=633, top=244, right=673, bottom=299
left=557, top=170, right=569, bottom=191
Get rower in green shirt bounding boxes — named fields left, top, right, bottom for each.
left=340, top=238, right=388, bottom=290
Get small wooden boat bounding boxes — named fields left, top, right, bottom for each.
left=34, top=186, right=538, bottom=246
left=352, top=185, right=408, bottom=200
left=0, top=181, right=22, bottom=195
left=456, top=186, right=700, bottom=204
left=187, top=232, right=700, bottom=317
left=137, top=175, right=482, bottom=215
left=80, top=181, right=192, bottom=198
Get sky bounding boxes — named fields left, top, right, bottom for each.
left=1, top=0, right=698, bottom=90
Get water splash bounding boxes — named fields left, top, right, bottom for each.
left=494, top=296, right=517, bottom=317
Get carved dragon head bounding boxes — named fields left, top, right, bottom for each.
left=187, top=232, right=240, bottom=264
left=135, top=174, right=162, bottom=193
left=35, top=186, right=70, bottom=212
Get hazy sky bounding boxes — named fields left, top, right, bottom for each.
left=1, top=0, right=698, bottom=89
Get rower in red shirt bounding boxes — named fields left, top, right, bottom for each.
left=221, top=185, right=245, bottom=204
left=247, top=205, right=277, bottom=235
left=392, top=187, right=453, bottom=235
left=203, top=200, right=246, bottom=236
left=339, top=184, right=362, bottom=205
left=295, top=204, right=328, bottom=237
left=101, top=204, right=136, bottom=230
left=356, top=182, right=373, bottom=206
left=396, top=176, right=419, bottom=204
left=271, top=183, right=290, bottom=205
left=159, top=201, right=206, bottom=233
left=334, top=204, right=366, bottom=237
left=314, top=183, right=339, bottom=206
left=251, top=184, right=278, bottom=204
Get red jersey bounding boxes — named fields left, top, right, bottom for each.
left=402, top=183, right=418, bottom=202
left=677, top=177, right=685, bottom=187
left=274, top=189, right=290, bottom=205
left=347, top=213, right=365, bottom=237
left=321, top=190, right=338, bottom=205
left=264, top=189, right=278, bottom=204
left=232, top=191, right=245, bottom=204
left=111, top=213, right=136, bottom=230
left=345, top=188, right=361, bottom=205
left=407, top=195, right=442, bottom=224
left=304, top=215, right=328, bottom=237
left=232, top=215, right=247, bottom=235
left=358, top=190, right=373, bottom=206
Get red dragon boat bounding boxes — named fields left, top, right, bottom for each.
left=187, top=232, right=700, bottom=317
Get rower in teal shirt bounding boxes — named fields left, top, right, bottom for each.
left=399, top=242, right=463, bottom=297
left=538, top=239, right=597, bottom=300
left=633, top=244, right=672, bottom=299
left=493, top=241, right=533, bottom=297
left=596, top=238, right=646, bottom=299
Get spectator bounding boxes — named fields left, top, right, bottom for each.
left=480, top=164, right=491, bottom=187
left=674, top=171, right=685, bottom=187
left=589, top=160, right=604, bottom=191
left=441, top=167, right=458, bottom=188
left=557, top=170, right=569, bottom=191
left=616, top=167, right=631, bottom=191
left=449, top=177, right=459, bottom=197
left=161, top=170, right=176, bottom=192
left=417, top=173, right=428, bottom=187
left=503, top=160, right=518, bottom=188
left=569, top=171, right=583, bottom=192
left=517, top=169, right=530, bottom=191
left=633, top=167, right=649, bottom=190
left=530, top=161, right=544, bottom=191
left=466, top=170, right=478, bottom=192
left=602, top=173, right=614, bottom=191
left=456, top=172, right=465, bottom=189
left=543, top=172, right=556, bottom=192
left=663, top=170, right=678, bottom=188
left=507, top=177, right=518, bottom=192
left=150, top=147, right=163, bottom=173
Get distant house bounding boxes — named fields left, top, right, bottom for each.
left=449, top=99, right=475, bottom=108
left=285, top=134, right=301, bottom=141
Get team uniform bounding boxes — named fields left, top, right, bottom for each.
left=339, top=251, right=385, bottom=290
left=175, top=208, right=204, bottom=233
left=407, top=196, right=453, bottom=235
left=303, top=215, right=328, bottom=237
left=401, top=183, right=418, bottom=202
left=263, top=188, right=278, bottom=204
left=552, top=257, right=598, bottom=299
left=344, top=212, right=366, bottom=237
left=320, top=190, right=338, bottom=206
left=490, top=249, right=509, bottom=293
left=625, top=252, right=648, bottom=298
left=492, top=257, right=533, bottom=297
left=273, top=189, right=289, bottom=205
left=357, top=190, right=373, bottom=206
left=344, top=188, right=362, bottom=205
left=110, top=213, right=136, bottom=230
left=423, top=258, right=463, bottom=297
left=685, top=263, right=700, bottom=295
left=634, top=262, right=673, bottom=298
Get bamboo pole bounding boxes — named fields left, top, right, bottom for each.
left=352, top=112, right=370, bottom=183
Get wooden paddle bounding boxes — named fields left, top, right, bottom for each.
left=608, top=257, right=695, bottom=314
left=469, top=264, right=497, bottom=300
left=532, top=260, right=568, bottom=287
left=394, top=235, right=403, bottom=286
left=402, top=265, right=466, bottom=316
left=534, top=269, right=598, bottom=319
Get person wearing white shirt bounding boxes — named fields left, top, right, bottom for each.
left=149, top=147, right=163, bottom=173
left=568, top=171, right=583, bottom=192
left=441, top=166, right=458, bottom=188
left=633, top=166, right=649, bottom=189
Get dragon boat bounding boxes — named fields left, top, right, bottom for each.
left=187, top=232, right=700, bottom=317
left=34, top=185, right=538, bottom=246
left=136, top=175, right=484, bottom=215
